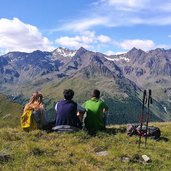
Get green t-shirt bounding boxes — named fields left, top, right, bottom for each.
left=82, top=97, right=109, bottom=131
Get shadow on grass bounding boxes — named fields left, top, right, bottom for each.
left=105, top=126, right=127, bottom=135
left=158, top=136, right=169, bottom=142
left=0, top=152, right=13, bottom=164
left=86, top=126, right=127, bottom=136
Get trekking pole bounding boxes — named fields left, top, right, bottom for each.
left=138, top=90, right=147, bottom=148
left=145, top=89, right=152, bottom=147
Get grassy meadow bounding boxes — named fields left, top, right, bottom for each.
left=0, top=122, right=171, bottom=171
left=0, top=93, right=23, bottom=128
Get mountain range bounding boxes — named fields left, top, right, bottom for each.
left=0, top=47, right=171, bottom=124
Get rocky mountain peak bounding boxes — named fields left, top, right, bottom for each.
left=148, top=48, right=167, bottom=59
left=29, top=50, right=51, bottom=58
left=75, top=47, right=89, bottom=56
left=4, top=51, right=28, bottom=61
left=52, top=47, right=76, bottom=57
left=127, top=47, right=145, bottom=58
left=125, top=48, right=146, bottom=65
left=150, top=48, right=165, bottom=53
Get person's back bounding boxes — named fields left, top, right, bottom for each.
left=83, top=89, right=108, bottom=132
left=22, top=92, right=47, bottom=131
left=55, top=99, right=80, bottom=128
left=55, top=89, right=82, bottom=130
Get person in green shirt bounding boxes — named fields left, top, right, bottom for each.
left=82, top=89, right=109, bottom=133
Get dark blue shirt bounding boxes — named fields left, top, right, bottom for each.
left=55, top=99, right=82, bottom=128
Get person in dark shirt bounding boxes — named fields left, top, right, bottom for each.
left=53, top=89, right=82, bottom=132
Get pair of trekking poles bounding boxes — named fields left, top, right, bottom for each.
left=138, top=89, right=152, bottom=148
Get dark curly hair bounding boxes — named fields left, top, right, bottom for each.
left=63, top=89, right=74, bottom=100
left=92, top=89, right=100, bottom=99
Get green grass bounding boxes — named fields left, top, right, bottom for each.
left=0, top=93, right=23, bottom=128
left=0, top=122, right=171, bottom=171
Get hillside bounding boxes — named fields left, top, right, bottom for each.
left=0, top=93, right=23, bottom=128
left=0, top=122, right=171, bottom=171
left=41, top=76, right=164, bottom=124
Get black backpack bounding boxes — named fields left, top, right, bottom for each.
left=127, top=124, right=161, bottom=140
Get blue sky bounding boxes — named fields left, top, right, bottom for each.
left=0, top=0, right=171, bottom=55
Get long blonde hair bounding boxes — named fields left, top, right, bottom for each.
left=24, top=92, right=44, bottom=112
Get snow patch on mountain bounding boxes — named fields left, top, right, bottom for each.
left=105, top=55, right=130, bottom=62
left=56, top=47, right=76, bottom=57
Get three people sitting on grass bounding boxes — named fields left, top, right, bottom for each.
left=22, top=89, right=109, bottom=133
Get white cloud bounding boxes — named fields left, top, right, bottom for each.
left=155, top=2, right=171, bottom=12
left=106, top=0, right=149, bottom=10
left=0, top=48, right=6, bottom=55
left=55, top=0, right=171, bottom=32
left=119, top=39, right=156, bottom=51
left=81, top=30, right=96, bottom=39
left=97, top=35, right=111, bottom=43
left=55, top=31, right=112, bottom=49
left=57, top=17, right=107, bottom=32
left=168, top=35, right=171, bottom=38
left=55, top=36, right=92, bottom=49
left=155, top=44, right=171, bottom=49
left=0, top=18, right=54, bottom=53
left=55, top=31, right=170, bottom=52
